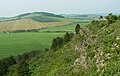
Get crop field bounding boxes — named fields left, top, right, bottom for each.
left=40, top=21, right=90, bottom=32
left=0, top=19, right=72, bottom=32
left=0, top=20, right=90, bottom=59
left=0, top=32, right=65, bottom=59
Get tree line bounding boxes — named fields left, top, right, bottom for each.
left=51, top=24, right=81, bottom=50
left=2, top=29, right=40, bottom=33
left=100, top=13, right=120, bottom=25
left=0, top=51, right=39, bottom=76
left=51, top=32, right=74, bottom=50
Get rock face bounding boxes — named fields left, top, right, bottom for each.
left=116, top=36, right=120, bottom=40
left=72, top=20, right=120, bottom=76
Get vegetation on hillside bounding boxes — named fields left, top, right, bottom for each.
left=0, top=12, right=64, bottom=22
left=51, top=32, right=74, bottom=50
left=0, top=13, right=120, bottom=76
left=75, top=24, right=81, bottom=34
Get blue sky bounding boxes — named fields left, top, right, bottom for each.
left=0, top=0, right=120, bottom=16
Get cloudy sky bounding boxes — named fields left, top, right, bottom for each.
left=0, top=0, right=120, bottom=16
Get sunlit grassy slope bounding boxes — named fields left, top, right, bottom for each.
left=27, top=20, right=120, bottom=76
left=0, top=19, right=72, bottom=32
left=5, top=14, right=120, bottom=76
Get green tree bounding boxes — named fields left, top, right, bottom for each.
left=105, top=15, right=112, bottom=24
left=0, top=56, right=16, bottom=76
left=17, top=62, right=31, bottom=76
left=64, top=32, right=70, bottom=43
left=51, top=33, right=74, bottom=49
left=69, top=33, right=74, bottom=39
left=112, top=15, right=118, bottom=20
left=56, top=37, right=64, bottom=48
left=99, top=15, right=103, bottom=20
left=75, top=24, right=80, bottom=34
left=51, top=38, right=57, bottom=49
left=118, top=15, right=120, bottom=20
left=109, top=13, right=112, bottom=16
left=105, top=13, right=118, bottom=24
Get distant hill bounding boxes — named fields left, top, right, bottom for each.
left=61, top=14, right=100, bottom=20
left=0, top=12, right=64, bottom=22
left=0, top=12, right=74, bottom=32
left=17, top=12, right=64, bottom=18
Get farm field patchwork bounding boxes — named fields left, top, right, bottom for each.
left=0, top=19, right=72, bottom=32
left=0, top=20, right=90, bottom=59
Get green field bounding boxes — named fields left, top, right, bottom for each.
left=0, top=21, right=90, bottom=59
left=40, top=21, right=90, bottom=32
left=0, top=32, right=65, bottom=58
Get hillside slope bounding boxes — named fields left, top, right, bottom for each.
left=0, top=12, right=74, bottom=32
left=32, top=21, right=120, bottom=76
left=0, top=12, right=64, bottom=22
left=7, top=19, right=120, bottom=75
left=0, top=19, right=71, bottom=32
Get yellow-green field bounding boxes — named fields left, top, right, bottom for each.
left=0, top=19, right=90, bottom=59
left=0, top=32, right=65, bottom=59
left=0, top=19, right=72, bottom=32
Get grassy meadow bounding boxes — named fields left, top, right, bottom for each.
left=0, top=32, right=64, bottom=58
left=40, top=21, right=90, bottom=32
left=0, top=20, right=90, bottom=59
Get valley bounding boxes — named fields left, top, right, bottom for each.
left=0, top=12, right=119, bottom=76
left=0, top=12, right=90, bottom=58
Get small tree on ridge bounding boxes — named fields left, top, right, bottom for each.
left=75, top=24, right=80, bottom=34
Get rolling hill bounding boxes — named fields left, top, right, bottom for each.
left=0, top=12, right=64, bottom=22
left=0, top=12, right=90, bottom=59
left=61, top=14, right=100, bottom=20
left=28, top=19, right=120, bottom=76
left=0, top=19, right=72, bottom=32
left=0, top=12, right=75, bottom=32
left=1, top=14, right=119, bottom=76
